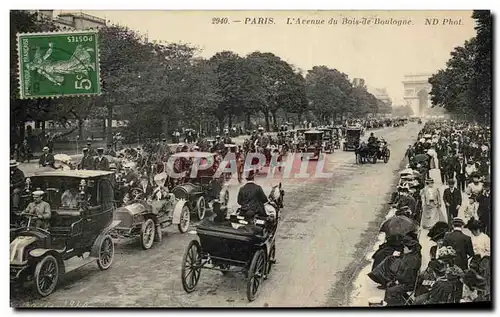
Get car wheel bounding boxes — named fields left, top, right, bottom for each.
left=34, top=254, right=59, bottom=297
left=97, top=234, right=114, bottom=270
left=140, top=218, right=155, bottom=250
left=196, top=196, right=206, bottom=220
left=178, top=205, right=190, bottom=233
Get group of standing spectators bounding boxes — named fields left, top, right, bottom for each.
left=368, top=119, right=490, bottom=306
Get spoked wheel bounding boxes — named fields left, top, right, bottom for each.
left=371, top=155, right=377, bottom=164
left=97, top=234, right=114, bottom=270
left=246, top=249, right=267, bottom=302
left=34, top=254, right=59, bottom=297
left=181, top=240, right=202, bottom=293
left=140, top=218, right=155, bottom=250
left=384, top=149, right=390, bottom=163
left=266, top=244, right=276, bottom=278
left=196, top=196, right=206, bottom=220
left=178, top=205, right=190, bottom=233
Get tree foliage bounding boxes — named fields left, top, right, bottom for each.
left=11, top=10, right=398, bottom=146
left=428, top=10, right=492, bottom=123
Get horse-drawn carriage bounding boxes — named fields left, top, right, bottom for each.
left=319, top=127, right=334, bottom=154
left=300, top=130, right=323, bottom=160
left=355, top=139, right=391, bottom=164
left=10, top=170, right=118, bottom=297
left=181, top=183, right=284, bottom=302
left=170, top=152, right=229, bottom=221
left=343, top=127, right=362, bottom=151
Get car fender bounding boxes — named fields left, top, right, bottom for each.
left=90, top=220, right=120, bottom=258
left=28, top=248, right=52, bottom=259
left=172, top=199, right=187, bottom=224
left=10, top=236, right=38, bottom=265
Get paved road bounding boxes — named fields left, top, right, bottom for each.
left=11, top=124, right=420, bottom=307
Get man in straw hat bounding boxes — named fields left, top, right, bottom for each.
left=24, top=190, right=52, bottom=230
left=38, top=146, right=55, bottom=168
left=10, top=160, right=25, bottom=209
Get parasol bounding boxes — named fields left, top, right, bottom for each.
left=412, top=154, right=429, bottom=163
left=380, top=215, right=418, bottom=237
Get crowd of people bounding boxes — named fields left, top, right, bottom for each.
left=368, top=119, right=491, bottom=306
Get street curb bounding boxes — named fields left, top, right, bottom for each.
left=326, top=134, right=415, bottom=307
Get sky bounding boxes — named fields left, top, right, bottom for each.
left=71, top=10, right=476, bottom=105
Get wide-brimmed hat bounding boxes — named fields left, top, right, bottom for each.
left=402, top=236, right=419, bottom=248
left=82, top=147, right=89, bottom=152
left=10, top=160, right=19, bottom=167
left=452, top=217, right=465, bottom=227
left=465, top=219, right=482, bottom=230
left=42, top=146, right=49, bottom=151
left=427, top=222, right=449, bottom=241
left=97, top=147, right=104, bottom=152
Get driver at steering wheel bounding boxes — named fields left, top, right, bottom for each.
left=24, top=190, right=51, bottom=230
left=237, top=170, right=268, bottom=219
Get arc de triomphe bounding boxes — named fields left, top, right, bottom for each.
left=402, top=74, right=433, bottom=116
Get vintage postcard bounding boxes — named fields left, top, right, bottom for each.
left=9, top=10, right=491, bottom=308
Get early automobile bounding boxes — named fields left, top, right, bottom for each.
left=170, top=152, right=229, bottom=221
left=318, top=127, right=334, bottom=154
left=343, top=127, right=362, bottom=151
left=111, top=173, right=191, bottom=250
left=10, top=170, right=119, bottom=297
left=300, top=130, right=323, bottom=160
left=181, top=183, right=284, bottom=301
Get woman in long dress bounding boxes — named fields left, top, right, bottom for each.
left=420, top=178, right=442, bottom=230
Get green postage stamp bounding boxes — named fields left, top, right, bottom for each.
left=17, top=30, right=101, bottom=99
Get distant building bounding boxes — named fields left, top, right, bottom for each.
left=402, top=74, right=433, bottom=116
left=35, top=10, right=106, bottom=30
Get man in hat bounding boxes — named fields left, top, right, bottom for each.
left=138, top=175, right=153, bottom=197
left=38, top=146, right=55, bottom=168
left=476, top=180, right=491, bottom=235
left=237, top=170, right=268, bottom=219
left=78, top=148, right=94, bottom=170
left=24, top=190, right=51, bottom=230
left=454, top=156, right=466, bottom=192
left=94, top=148, right=110, bottom=171
left=443, top=179, right=462, bottom=222
left=104, top=144, right=116, bottom=157
left=420, top=177, right=442, bottom=229
left=443, top=217, right=474, bottom=271
left=86, top=142, right=97, bottom=157
left=123, top=164, right=139, bottom=189
left=10, top=160, right=25, bottom=209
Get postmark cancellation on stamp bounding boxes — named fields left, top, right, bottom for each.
left=17, top=30, right=101, bottom=99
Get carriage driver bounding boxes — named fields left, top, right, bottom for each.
left=24, top=190, right=51, bottom=230
left=237, top=170, right=268, bottom=219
